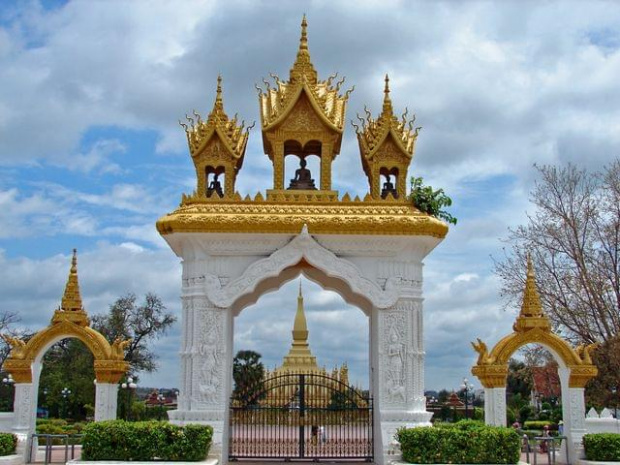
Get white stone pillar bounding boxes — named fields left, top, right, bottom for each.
left=375, top=298, right=430, bottom=465
left=563, top=387, right=587, bottom=464
left=168, top=291, right=232, bottom=463
left=483, top=387, right=506, bottom=427
left=95, top=383, right=118, bottom=421
left=12, top=384, right=35, bottom=434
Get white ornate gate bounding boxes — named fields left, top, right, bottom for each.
left=157, top=17, right=448, bottom=465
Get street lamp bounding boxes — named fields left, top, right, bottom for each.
left=461, top=378, right=474, bottom=419
left=2, top=375, right=14, bottom=411
left=61, top=387, right=71, bottom=418
left=121, top=377, right=137, bottom=421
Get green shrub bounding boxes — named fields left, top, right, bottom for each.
left=0, top=433, right=17, bottom=456
left=584, top=433, right=620, bottom=461
left=397, top=421, right=520, bottom=464
left=523, top=420, right=557, bottom=430
left=81, top=420, right=212, bottom=461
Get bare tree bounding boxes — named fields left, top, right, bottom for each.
left=495, top=161, right=620, bottom=406
left=0, top=310, right=24, bottom=369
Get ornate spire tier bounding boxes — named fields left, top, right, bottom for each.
left=180, top=76, right=252, bottom=199
left=512, top=254, right=551, bottom=332
left=52, top=249, right=89, bottom=326
left=257, top=16, right=354, bottom=196
left=158, top=17, right=450, bottom=239
left=354, top=75, right=421, bottom=200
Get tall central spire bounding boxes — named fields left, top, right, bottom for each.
left=292, top=280, right=309, bottom=345
left=282, top=279, right=317, bottom=368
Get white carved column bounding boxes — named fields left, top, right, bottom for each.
left=483, top=387, right=506, bottom=427
left=94, top=383, right=118, bottom=421
left=374, top=297, right=430, bottom=465
left=563, top=387, right=586, bottom=464
left=12, top=383, right=35, bottom=434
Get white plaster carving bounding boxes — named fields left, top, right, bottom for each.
left=202, top=226, right=401, bottom=309
left=193, top=306, right=226, bottom=408
left=94, top=383, right=118, bottom=421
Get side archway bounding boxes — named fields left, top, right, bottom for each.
left=471, top=258, right=597, bottom=464
left=1, top=250, right=129, bottom=445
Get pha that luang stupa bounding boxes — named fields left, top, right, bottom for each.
left=262, top=282, right=353, bottom=408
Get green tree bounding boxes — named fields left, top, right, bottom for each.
left=92, top=293, right=176, bottom=374
left=38, top=338, right=95, bottom=420
left=37, top=293, right=175, bottom=419
left=506, top=359, right=532, bottom=408
left=494, top=161, right=620, bottom=407
left=409, top=177, right=457, bottom=225
left=232, top=350, right=265, bottom=405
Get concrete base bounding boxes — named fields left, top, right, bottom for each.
left=0, top=455, right=23, bottom=465
left=69, top=459, right=218, bottom=465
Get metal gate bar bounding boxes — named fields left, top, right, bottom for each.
left=229, top=373, right=373, bottom=461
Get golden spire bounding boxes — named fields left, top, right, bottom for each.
left=292, top=280, right=309, bottom=345
left=520, top=254, right=543, bottom=317
left=290, top=14, right=317, bottom=85
left=52, top=249, right=90, bottom=326
left=208, top=74, right=227, bottom=121
left=61, top=249, right=83, bottom=312
left=381, top=74, right=394, bottom=117
left=512, top=253, right=549, bottom=332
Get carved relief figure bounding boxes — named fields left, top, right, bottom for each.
left=197, top=311, right=222, bottom=404
left=385, top=322, right=406, bottom=403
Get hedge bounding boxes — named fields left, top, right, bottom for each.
left=523, top=421, right=557, bottom=430
left=0, top=433, right=17, bottom=456
left=397, top=420, right=521, bottom=464
left=584, top=433, right=620, bottom=462
left=81, top=421, right=212, bottom=461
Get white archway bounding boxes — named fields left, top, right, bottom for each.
left=165, top=226, right=442, bottom=464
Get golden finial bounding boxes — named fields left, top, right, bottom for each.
left=300, top=14, right=308, bottom=52
left=209, top=74, right=226, bottom=119
left=382, top=73, right=394, bottom=117
left=61, top=249, right=83, bottom=312
left=289, top=15, right=317, bottom=85
left=299, top=278, right=302, bottom=297
left=520, top=253, right=543, bottom=317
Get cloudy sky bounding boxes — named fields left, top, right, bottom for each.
left=1, top=0, right=619, bottom=394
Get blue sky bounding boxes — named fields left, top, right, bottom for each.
left=1, top=0, right=619, bottom=392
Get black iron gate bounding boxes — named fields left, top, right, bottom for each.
left=229, top=373, right=373, bottom=461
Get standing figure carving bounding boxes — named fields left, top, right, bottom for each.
left=386, top=324, right=406, bottom=403
left=197, top=311, right=223, bottom=405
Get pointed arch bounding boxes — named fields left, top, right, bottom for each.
left=202, top=226, right=400, bottom=311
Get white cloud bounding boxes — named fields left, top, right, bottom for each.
left=1, top=0, right=620, bottom=392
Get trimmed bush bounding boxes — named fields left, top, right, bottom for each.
left=0, top=433, right=17, bottom=456
left=397, top=420, right=520, bottom=464
left=523, top=420, right=556, bottom=430
left=81, top=420, right=212, bottom=461
left=584, top=433, right=620, bottom=462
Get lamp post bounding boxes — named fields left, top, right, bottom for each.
left=2, top=374, right=14, bottom=411
left=61, top=387, right=71, bottom=418
left=121, top=377, right=137, bottom=421
left=461, top=378, right=474, bottom=419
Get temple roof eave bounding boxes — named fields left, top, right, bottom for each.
left=191, top=126, right=249, bottom=165
left=156, top=202, right=449, bottom=238
left=261, top=83, right=345, bottom=134
left=365, top=127, right=414, bottom=162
